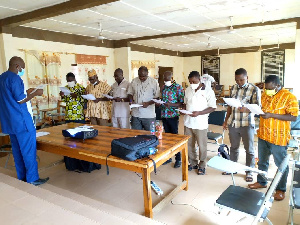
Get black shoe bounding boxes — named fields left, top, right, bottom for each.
left=197, top=168, right=206, bottom=175
left=163, top=158, right=172, bottom=165
left=30, top=177, right=49, bottom=186
left=174, top=160, right=181, bottom=168
left=188, top=165, right=198, bottom=171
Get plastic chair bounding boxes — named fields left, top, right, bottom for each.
left=207, top=110, right=227, bottom=145
left=288, top=161, right=300, bottom=225
left=208, top=154, right=290, bottom=225
left=0, top=133, right=13, bottom=168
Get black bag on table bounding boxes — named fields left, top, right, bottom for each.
left=64, top=157, right=101, bottom=173
left=218, top=144, right=230, bottom=160
left=111, top=135, right=159, bottom=161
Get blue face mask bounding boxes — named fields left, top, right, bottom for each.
left=17, top=68, right=25, bottom=76
left=240, top=82, right=247, bottom=88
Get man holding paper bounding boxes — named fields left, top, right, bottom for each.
left=85, top=69, right=112, bottom=126
left=248, top=75, right=298, bottom=201
left=223, top=68, right=261, bottom=182
left=128, top=66, right=160, bottom=131
left=60, top=72, right=86, bottom=123
left=0, top=56, right=49, bottom=185
left=160, top=71, right=184, bottom=168
left=183, top=71, right=216, bottom=175
left=111, top=68, right=130, bottom=129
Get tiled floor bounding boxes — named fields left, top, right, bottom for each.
left=0, top=111, right=299, bottom=225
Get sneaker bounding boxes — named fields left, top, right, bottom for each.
left=163, top=158, right=172, bottom=165
left=197, top=168, right=206, bottom=175
left=188, top=165, right=198, bottom=171
left=174, top=160, right=181, bottom=168
left=30, top=177, right=49, bottom=186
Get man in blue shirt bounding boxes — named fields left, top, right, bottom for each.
left=0, top=56, right=49, bottom=185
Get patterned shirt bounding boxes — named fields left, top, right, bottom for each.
left=127, top=77, right=160, bottom=118
left=227, top=83, right=261, bottom=128
left=257, top=88, right=299, bottom=146
left=62, top=83, right=86, bottom=121
left=86, top=81, right=112, bottom=120
left=161, top=82, right=184, bottom=118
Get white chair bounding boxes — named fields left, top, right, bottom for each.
left=288, top=161, right=300, bottom=225
left=208, top=155, right=290, bottom=225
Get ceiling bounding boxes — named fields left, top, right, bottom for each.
left=0, top=0, right=299, bottom=52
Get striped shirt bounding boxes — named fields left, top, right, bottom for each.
left=227, top=83, right=261, bottom=128
left=257, top=88, right=299, bottom=146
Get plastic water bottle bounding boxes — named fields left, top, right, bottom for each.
left=149, top=147, right=158, bottom=155
left=150, top=121, right=156, bottom=135
left=150, top=181, right=163, bottom=195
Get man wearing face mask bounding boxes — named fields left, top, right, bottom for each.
left=223, top=68, right=261, bottom=182
left=111, top=68, right=130, bottom=129
left=248, top=75, right=298, bottom=201
left=128, top=66, right=160, bottom=131
left=86, top=69, right=111, bottom=126
left=0, top=56, right=49, bottom=185
left=183, top=71, right=216, bottom=175
left=60, top=72, right=86, bottom=123
left=160, top=71, right=184, bottom=168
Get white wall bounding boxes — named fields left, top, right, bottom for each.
left=183, top=56, right=201, bottom=84
left=1, top=33, right=116, bottom=88
left=220, top=52, right=261, bottom=90
left=130, top=51, right=185, bottom=85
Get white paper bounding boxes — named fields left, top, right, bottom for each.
left=130, top=104, right=143, bottom=109
left=59, top=87, right=71, bottom=95
left=67, top=126, right=94, bottom=136
left=176, top=109, right=193, bottom=115
left=30, top=84, right=47, bottom=94
left=36, top=132, right=50, bottom=137
left=223, top=98, right=242, bottom=108
left=82, top=94, right=96, bottom=100
left=152, top=99, right=165, bottom=104
left=103, top=94, right=114, bottom=99
left=244, top=104, right=264, bottom=114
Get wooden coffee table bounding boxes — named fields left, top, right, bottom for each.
left=36, top=123, right=190, bottom=218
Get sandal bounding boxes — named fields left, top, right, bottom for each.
left=222, top=172, right=237, bottom=175
left=245, top=173, right=253, bottom=182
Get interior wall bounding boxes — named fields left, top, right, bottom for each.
left=1, top=33, right=116, bottom=88
left=130, top=51, right=184, bottom=85
left=183, top=56, right=202, bottom=85
left=220, top=52, right=261, bottom=90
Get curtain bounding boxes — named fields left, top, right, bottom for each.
left=25, top=51, right=62, bottom=110
left=131, top=60, right=156, bottom=80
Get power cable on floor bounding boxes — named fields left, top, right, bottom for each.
left=170, top=200, right=218, bottom=215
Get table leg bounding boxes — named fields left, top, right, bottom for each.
left=182, top=142, right=188, bottom=191
left=142, top=167, right=153, bottom=218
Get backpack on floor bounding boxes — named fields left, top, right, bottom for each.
left=64, top=157, right=101, bottom=173
left=218, top=144, right=230, bottom=160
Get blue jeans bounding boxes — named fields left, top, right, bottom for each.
left=257, top=138, right=288, bottom=192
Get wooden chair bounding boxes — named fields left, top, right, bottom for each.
left=214, top=85, right=224, bottom=104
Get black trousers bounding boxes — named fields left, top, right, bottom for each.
left=162, top=117, right=181, bottom=161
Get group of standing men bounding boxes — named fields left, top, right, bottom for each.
left=0, top=56, right=298, bottom=201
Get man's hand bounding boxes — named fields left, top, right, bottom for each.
left=59, top=91, right=64, bottom=97
left=70, top=93, right=77, bottom=98
left=93, top=98, right=100, bottom=103
left=114, top=97, right=121, bottom=102
left=260, top=112, right=273, bottom=119
left=190, top=111, right=200, bottom=117
left=142, top=102, right=150, bottom=108
left=238, top=107, right=248, bottom=113
left=26, top=88, right=35, bottom=95
left=164, top=103, right=171, bottom=108
left=34, top=89, right=43, bottom=97
left=223, top=121, right=228, bottom=130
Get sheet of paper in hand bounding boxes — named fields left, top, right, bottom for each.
left=82, top=94, right=96, bottom=100
left=59, top=87, right=71, bottom=95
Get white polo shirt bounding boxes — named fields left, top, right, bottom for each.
left=111, top=79, right=130, bottom=118
left=201, top=74, right=215, bottom=90
left=184, top=86, right=217, bottom=130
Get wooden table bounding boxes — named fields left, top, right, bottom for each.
left=36, top=123, right=190, bottom=218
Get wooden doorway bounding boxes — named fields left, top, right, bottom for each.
left=158, top=67, right=173, bottom=90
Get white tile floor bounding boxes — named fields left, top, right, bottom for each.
left=0, top=113, right=299, bottom=225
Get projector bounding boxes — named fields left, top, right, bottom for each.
left=62, top=126, right=98, bottom=140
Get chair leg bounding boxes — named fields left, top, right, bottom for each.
left=5, top=153, right=11, bottom=168
left=264, top=217, right=273, bottom=225
left=288, top=205, right=294, bottom=225
left=231, top=173, right=236, bottom=186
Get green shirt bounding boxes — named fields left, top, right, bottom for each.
left=62, top=83, right=86, bottom=120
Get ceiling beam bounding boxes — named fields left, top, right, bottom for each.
left=120, top=17, right=300, bottom=43
left=182, top=42, right=295, bottom=57
left=0, top=0, right=119, bottom=27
